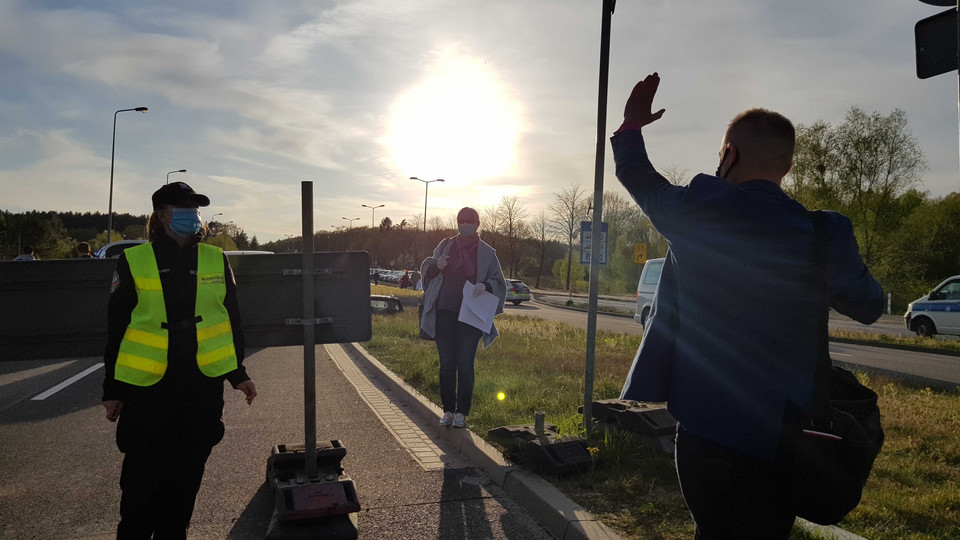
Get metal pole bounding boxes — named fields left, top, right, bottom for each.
left=302, top=181, right=317, bottom=477
left=584, top=0, right=615, bottom=434
left=423, top=183, right=429, bottom=232
left=956, top=2, right=959, bottom=182
left=108, top=111, right=119, bottom=245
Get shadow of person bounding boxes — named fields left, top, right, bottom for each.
left=438, top=468, right=496, bottom=539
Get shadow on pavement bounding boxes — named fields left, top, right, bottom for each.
left=226, top=480, right=273, bottom=539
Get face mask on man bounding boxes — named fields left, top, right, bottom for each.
left=170, top=208, right=203, bottom=238
left=458, top=223, right=478, bottom=236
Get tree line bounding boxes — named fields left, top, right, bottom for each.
left=0, top=210, right=256, bottom=260
left=4, top=106, right=957, bottom=310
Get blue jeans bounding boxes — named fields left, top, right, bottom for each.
left=435, top=310, right=482, bottom=415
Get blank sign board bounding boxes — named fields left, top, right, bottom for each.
left=228, top=251, right=371, bottom=348
left=916, top=8, right=958, bottom=79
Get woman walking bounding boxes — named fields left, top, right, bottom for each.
left=102, top=182, right=256, bottom=539
left=419, top=207, right=506, bottom=428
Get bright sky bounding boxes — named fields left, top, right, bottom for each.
left=1, top=0, right=958, bottom=242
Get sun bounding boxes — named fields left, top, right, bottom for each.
left=383, top=47, right=524, bottom=185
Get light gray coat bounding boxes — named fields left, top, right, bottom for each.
left=419, top=236, right=507, bottom=348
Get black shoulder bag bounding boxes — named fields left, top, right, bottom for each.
left=785, top=211, right=885, bottom=525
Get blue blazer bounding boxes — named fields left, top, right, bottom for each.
left=613, top=129, right=884, bottom=459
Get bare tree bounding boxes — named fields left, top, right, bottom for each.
left=529, top=210, right=553, bottom=288
left=481, top=205, right=502, bottom=250
left=660, top=163, right=691, bottom=186
left=495, top=196, right=528, bottom=278
left=548, top=184, right=590, bottom=291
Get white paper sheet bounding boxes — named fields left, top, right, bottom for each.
left=458, top=281, right=499, bottom=332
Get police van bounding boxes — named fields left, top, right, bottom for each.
left=904, top=275, right=960, bottom=337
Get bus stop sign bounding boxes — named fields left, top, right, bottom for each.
left=916, top=8, right=957, bottom=79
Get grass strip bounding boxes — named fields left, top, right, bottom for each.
left=366, top=310, right=960, bottom=539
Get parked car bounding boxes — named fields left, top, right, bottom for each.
left=634, top=258, right=665, bottom=327
left=370, top=294, right=404, bottom=314
left=94, top=240, right=146, bottom=259
left=904, top=275, right=960, bottom=337
left=506, top=279, right=531, bottom=305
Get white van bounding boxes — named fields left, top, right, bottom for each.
left=634, top=258, right=665, bottom=327
left=904, top=275, right=960, bottom=337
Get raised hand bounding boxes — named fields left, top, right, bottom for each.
left=624, top=72, right=666, bottom=128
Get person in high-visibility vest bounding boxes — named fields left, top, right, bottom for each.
left=102, top=182, right=256, bottom=539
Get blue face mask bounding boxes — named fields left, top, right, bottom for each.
left=170, top=208, right=203, bottom=238
left=458, top=223, right=478, bottom=236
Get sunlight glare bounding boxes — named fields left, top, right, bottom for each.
left=384, top=47, right=523, bottom=185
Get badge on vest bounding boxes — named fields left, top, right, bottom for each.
left=110, top=271, right=121, bottom=293
left=199, top=274, right=224, bottom=285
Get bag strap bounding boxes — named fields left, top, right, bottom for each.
left=809, top=210, right=833, bottom=422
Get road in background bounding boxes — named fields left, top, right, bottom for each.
left=535, top=294, right=914, bottom=337
left=505, top=300, right=959, bottom=389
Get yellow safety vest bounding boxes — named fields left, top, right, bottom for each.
left=115, top=242, right=238, bottom=386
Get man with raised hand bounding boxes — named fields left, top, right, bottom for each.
left=613, top=73, right=883, bottom=538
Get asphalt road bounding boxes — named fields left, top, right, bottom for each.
left=536, top=294, right=914, bottom=337
left=505, top=300, right=960, bottom=388
left=0, top=347, right=549, bottom=539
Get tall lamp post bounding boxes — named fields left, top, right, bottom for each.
left=409, top=177, right=444, bottom=231
left=108, top=106, right=148, bottom=243
left=361, top=204, right=384, bottom=228
left=166, top=169, right=186, bottom=184
left=342, top=216, right=359, bottom=229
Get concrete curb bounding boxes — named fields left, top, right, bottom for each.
left=343, top=342, right=622, bottom=540
left=531, top=295, right=634, bottom=319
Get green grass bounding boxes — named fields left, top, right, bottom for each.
left=370, top=284, right=423, bottom=298
left=366, top=311, right=960, bottom=539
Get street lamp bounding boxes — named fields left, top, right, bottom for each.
left=166, top=169, right=186, bottom=184
left=409, top=177, right=444, bottom=232
left=361, top=204, right=384, bottom=228
left=342, top=216, right=359, bottom=229
left=108, top=106, right=148, bottom=243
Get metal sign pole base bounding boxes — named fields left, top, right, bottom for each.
left=263, top=181, right=365, bottom=538
left=264, top=441, right=360, bottom=539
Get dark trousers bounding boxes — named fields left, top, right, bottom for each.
left=117, top=444, right=213, bottom=540
left=675, top=426, right=795, bottom=540
left=435, top=309, right=482, bottom=415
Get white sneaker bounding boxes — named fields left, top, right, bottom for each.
left=439, top=412, right=454, bottom=426
left=452, top=413, right=466, bottom=428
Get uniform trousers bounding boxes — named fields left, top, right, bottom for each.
left=117, top=444, right=213, bottom=540
left=675, top=425, right=796, bottom=540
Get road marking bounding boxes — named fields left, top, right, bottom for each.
left=831, top=352, right=852, bottom=357
left=31, top=363, right=104, bottom=401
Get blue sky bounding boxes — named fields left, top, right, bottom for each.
left=1, top=0, right=958, bottom=242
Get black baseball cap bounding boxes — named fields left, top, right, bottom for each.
left=152, top=181, right=210, bottom=209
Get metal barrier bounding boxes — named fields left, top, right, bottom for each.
left=0, top=252, right=371, bottom=361
left=0, top=259, right=115, bottom=360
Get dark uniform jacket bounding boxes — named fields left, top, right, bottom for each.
left=102, top=233, right=248, bottom=452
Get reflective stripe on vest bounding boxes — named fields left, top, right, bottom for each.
left=116, top=243, right=238, bottom=386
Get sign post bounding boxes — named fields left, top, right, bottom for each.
left=579, top=221, right=609, bottom=266
left=583, top=0, right=616, bottom=435
left=633, top=242, right=647, bottom=265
